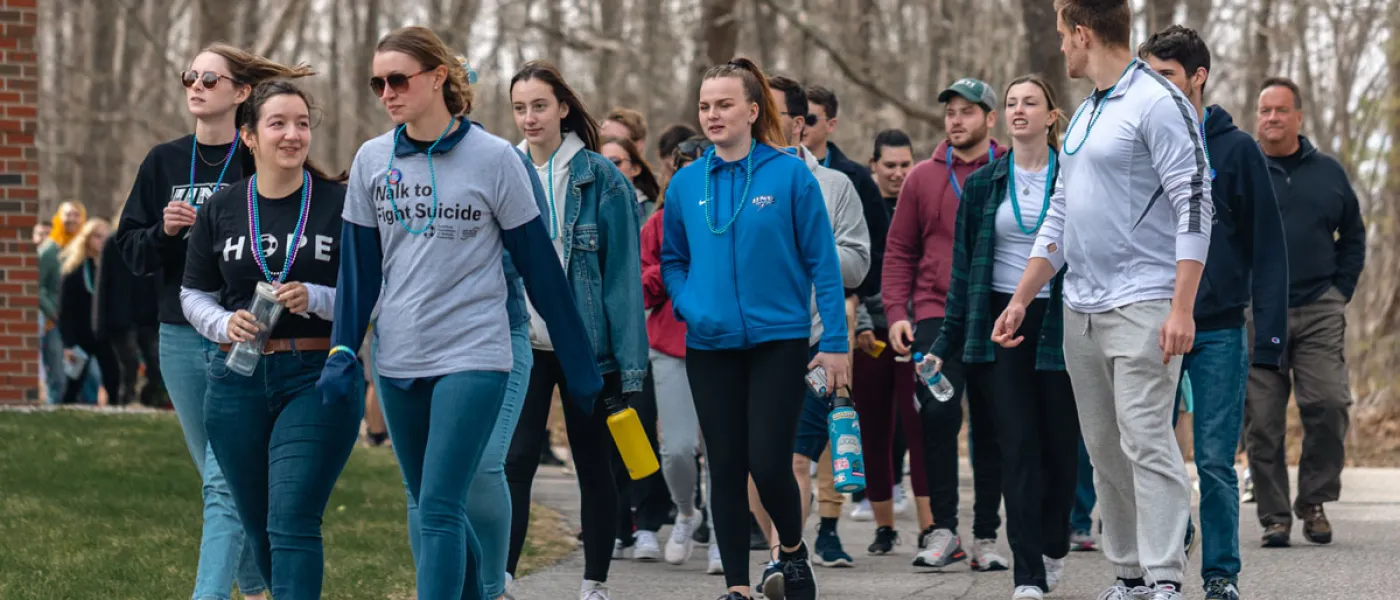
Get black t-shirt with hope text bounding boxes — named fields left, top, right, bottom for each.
left=115, top=134, right=256, bottom=324
left=183, top=175, right=345, bottom=339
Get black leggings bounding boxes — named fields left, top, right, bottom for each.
left=984, top=293, right=1080, bottom=589
left=611, top=365, right=673, bottom=538
left=505, top=350, right=620, bottom=582
left=687, top=338, right=809, bottom=589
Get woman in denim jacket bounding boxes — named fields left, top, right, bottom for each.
left=503, top=60, right=648, bottom=600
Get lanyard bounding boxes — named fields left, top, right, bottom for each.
left=1063, top=59, right=1139, bottom=155
left=946, top=144, right=996, bottom=199
left=384, top=118, right=456, bottom=235
left=189, top=135, right=239, bottom=205
left=544, top=143, right=563, bottom=240
left=1200, top=107, right=1216, bottom=180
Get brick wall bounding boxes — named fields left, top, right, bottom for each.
left=0, top=0, right=38, bottom=403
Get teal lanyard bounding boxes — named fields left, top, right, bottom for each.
left=1062, top=59, right=1139, bottom=155
left=1007, top=149, right=1056, bottom=235
left=82, top=261, right=93, bottom=293
left=947, top=144, right=995, bottom=199
left=384, top=118, right=455, bottom=235
left=1200, top=107, right=1215, bottom=180
left=543, top=143, right=563, bottom=240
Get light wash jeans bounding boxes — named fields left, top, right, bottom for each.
left=159, top=323, right=266, bottom=599
left=398, top=321, right=532, bottom=599
left=39, top=316, right=65, bottom=403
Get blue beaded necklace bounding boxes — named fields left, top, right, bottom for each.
left=189, top=134, right=240, bottom=206
left=947, top=144, right=996, bottom=199
left=701, top=139, right=757, bottom=235
left=542, top=143, right=563, bottom=240
left=1063, top=59, right=1139, bottom=156
left=247, top=170, right=312, bottom=284
left=1200, top=107, right=1216, bottom=180
left=384, top=118, right=456, bottom=235
left=1007, top=148, right=1056, bottom=235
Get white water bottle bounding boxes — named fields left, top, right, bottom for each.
left=912, top=352, right=955, bottom=403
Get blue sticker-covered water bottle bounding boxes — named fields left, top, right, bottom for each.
left=828, top=394, right=866, bottom=494
left=913, top=352, right=956, bottom=403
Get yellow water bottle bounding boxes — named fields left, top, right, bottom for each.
left=605, top=396, right=660, bottom=480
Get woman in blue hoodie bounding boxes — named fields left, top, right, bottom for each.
left=662, top=57, right=849, bottom=600
left=503, top=60, right=648, bottom=600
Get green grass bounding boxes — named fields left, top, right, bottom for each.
left=0, top=410, right=575, bottom=600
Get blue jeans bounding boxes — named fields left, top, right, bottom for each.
left=204, top=347, right=362, bottom=599
left=1182, top=327, right=1247, bottom=583
left=159, top=323, right=266, bottom=599
left=1070, top=440, right=1095, bottom=533
left=380, top=369, right=510, bottom=600
left=39, top=316, right=65, bottom=403
left=793, top=345, right=829, bottom=461
left=402, top=322, right=532, bottom=599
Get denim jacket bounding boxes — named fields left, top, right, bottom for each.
left=560, top=149, right=648, bottom=393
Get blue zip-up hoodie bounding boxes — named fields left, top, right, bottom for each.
left=661, top=142, right=849, bottom=353
left=1196, top=106, right=1289, bottom=368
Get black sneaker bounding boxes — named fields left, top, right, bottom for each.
left=768, top=542, right=817, bottom=600
left=694, top=510, right=711, bottom=545
left=718, top=593, right=749, bottom=600
left=1204, top=578, right=1240, bottom=600
left=868, top=526, right=900, bottom=555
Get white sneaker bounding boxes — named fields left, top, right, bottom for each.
left=707, top=543, right=724, bottom=574
left=892, top=485, right=910, bottom=516
left=633, top=530, right=661, bottom=561
left=969, top=538, right=1009, bottom=571
left=502, top=572, right=517, bottom=600
left=580, top=579, right=610, bottom=600
left=849, top=499, right=874, bottom=521
left=1014, top=585, right=1045, bottom=599
left=611, top=538, right=632, bottom=559
left=665, top=512, right=701, bottom=564
left=1043, top=555, right=1064, bottom=592
left=1146, top=583, right=1183, bottom=600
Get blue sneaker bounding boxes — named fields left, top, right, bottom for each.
left=812, top=527, right=853, bottom=568
left=755, top=560, right=782, bottom=597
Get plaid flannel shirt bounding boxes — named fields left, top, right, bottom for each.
left=930, top=154, right=1067, bottom=371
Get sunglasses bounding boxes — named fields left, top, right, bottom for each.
left=181, top=70, right=239, bottom=90
left=369, top=69, right=430, bottom=96
left=676, top=139, right=713, bottom=159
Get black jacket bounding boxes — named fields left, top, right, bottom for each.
left=95, top=235, right=159, bottom=340
left=823, top=142, right=889, bottom=297
left=1195, top=107, right=1289, bottom=367
left=1263, top=135, right=1366, bottom=308
left=59, top=258, right=97, bottom=348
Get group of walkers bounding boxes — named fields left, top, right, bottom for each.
left=60, top=0, right=1364, bottom=599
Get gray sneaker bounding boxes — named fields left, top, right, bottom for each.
left=911, top=529, right=967, bottom=570
left=969, top=538, right=1009, bottom=571
left=1096, top=581, right=1153, bottom=600
left=1043, top=555, right=1065, bottom=592
left=1204, top=578, right=1240, bottom=600
left=1146, top=583, right=1183, bottom=600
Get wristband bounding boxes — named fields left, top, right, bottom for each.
left=329, top=344, right=355, bottom=358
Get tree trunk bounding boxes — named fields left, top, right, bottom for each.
left=1184, top=0, right=1213, bottom=34
left=1021, top=0, right=1066, bottom=103
left=1148, top=0, right=1178, bottom=34
left=197, top=0, right=237, bottom=45
left=1245, top=0, right=1275, bottom=131
left=546, top=0, right=564, bottom=70
left=594, top=0, right=624, bottom=110
left=680, top=0, right=740, bottom=126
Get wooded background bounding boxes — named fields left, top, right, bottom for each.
left=33, top=0, right=1400, bottom=452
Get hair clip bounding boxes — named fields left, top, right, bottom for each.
left=456, top=55, right=479, bottom=85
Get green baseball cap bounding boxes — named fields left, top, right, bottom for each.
left=938, top=78, right=997, bottom=111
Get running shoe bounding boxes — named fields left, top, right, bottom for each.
left=849, top=499, right=874, bottom=522
left=1204, top=578, right=1240, bottom=600
left=1146, top=582, right=1183, bottom=600
left=756, top=560, right=781, bottom=597
left=969, top=538, right=1009, bottom=572
left=769, top=542, right=818, bottom=600
left=633, top=530, right=661, bottom=562
left=1070, top=529, right=1097, bottom=552
left=580, top=580, right=610, bottom=600
left=812, top=527, right=853, bottom=567
left=1014, top=585, right=1045, bottom=599
left=707, top=543, right=724, bottom=575
left=1241, top=469, right=1254, bottom=503
left=868, top=526, right=900, bottom=555
left=1043, top=555, right=1065, bottom=592
left=912, top=528, right=966, bottom=570
left=665, top=512, right=701, bottom=564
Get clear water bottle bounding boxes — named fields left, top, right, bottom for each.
left=225, top=282, right=286, bottom=376
left=827, top=394, right=866, bottom=493
left=912, top=352, right=955, bottom=403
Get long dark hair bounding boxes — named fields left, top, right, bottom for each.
left=375, top=27, right=474, bottom=116
left=510, top=61, right=601, bottom=152
left=701, top=57, right=785, bottom=148
left=240, top=79, right=347, bottom=182
left=1003, top=74, right=1064, bottom=150
left=603, top=137, right=660, bottom=203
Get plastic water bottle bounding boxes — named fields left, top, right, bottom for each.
left=913, top=352, right=955, bottom=403
left=605, top=395, right=660, bottom=480
left=225, top=282, right=286, bottom=376
left=828, top=394, right=866, bottom=493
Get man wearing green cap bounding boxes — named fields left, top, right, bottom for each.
left=882, top=76, right=1007, bottom=572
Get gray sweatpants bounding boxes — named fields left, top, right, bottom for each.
left=652, top=350, right=707, bottom=516
left=1063, top=300, right=1190, bottom=584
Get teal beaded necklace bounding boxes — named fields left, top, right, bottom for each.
left=1007, top=148, right=1056, bottom=235
left=701, top=139, right=757, bottom=235
left=384, top=118, right=456, bottom=235
left=1063, top=59, right=1139, bottom=156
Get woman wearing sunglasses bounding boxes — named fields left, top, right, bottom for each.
left=181, top=78, right=354, bottom=600
left=600, top=136, right=661, bottom=220
left=317, top=26, right=602, bottom=600
left=502, top=60, right=647, bottom=600
left=113, top=43, right=311, bottom=600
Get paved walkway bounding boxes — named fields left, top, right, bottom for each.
left=515, top=461, right=1400, bottom=599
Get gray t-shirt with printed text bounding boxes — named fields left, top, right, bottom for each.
left=343, top=123, right=540, bottom=377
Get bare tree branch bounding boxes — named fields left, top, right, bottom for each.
left=255, top=0, right=308, bottom=57
left=757, top=0, right=943, bottom=127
